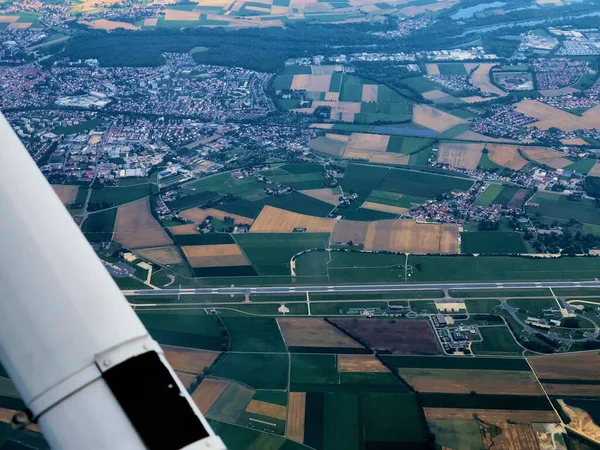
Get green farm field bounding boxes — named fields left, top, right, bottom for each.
left=138, top=310, right=224, bottom=350
left=470, top=326, right=523, bottom=355
left=460, top=231, right=528, bottom=254
left=221, top=317, right=286, bottom=352
left=526, top=191, right=600, bottom=225
left=89, top=184, right=150, bottom=206
left=213, top=353, right=288, bottom=389
left=234, top=233, right=330, bottom=275
left=81, top=208, right=117, bottom=242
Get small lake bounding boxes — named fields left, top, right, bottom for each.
left=451, top=1, right=506, bottom=19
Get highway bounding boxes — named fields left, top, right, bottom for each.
left=123, top=280, right=600, bottom=296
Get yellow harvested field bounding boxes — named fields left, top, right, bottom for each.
left=192, top=378, right=229, bottom=414
left=245, top=4, right=270, bottom=12
left=325, top=92, right=340, bottom=101
left=135, top=245, right=184, bottom=265
left=361, top=84, right=379, bottom=102
left=165, top=9, right=201, bottom=20
left=516, top=100, right=600, bottom=131
left=338, top=354, right=389, bottom=373
left=163, top=345, right=219, bottom=374
left=52, top=185, right=78, bottom=205
left=144, top=17, right=158, bottom=26
left=250, top=205, right=335, bottom=233
left=346, top=133, right=390, bottom=152
left=561, top=138, right=589, bottom=146
left=169, top=224, right=201, bottom=235
left=588, top=162, right=600, bottom=177
left=401, top=0, right=457, bottom=16
left=0, top=16, right=19, bottom=22
left=291, top=74, right=332, bottom=92
left=470, top=63, right=506, bottom=96
left=79, top=19, right=140, bottom=30
left=278, top=318, right=362, bottom=347
left=245, top=400, right=287, bottom=420
left=181, top=207, right=254, bottom=225
left=413, top=104, right=467, bottom=132
left=182, top=244, right=250, bottom=267
left=437, top=142, right=485, bottom=170
left=8, top=22, right=31, bottom=29
left=486, top=144, right=528, bottom=171
left=537, top=0, right=563, bottom=5
left=113, top=198, right=173, bottom=249
left=364, top=220, right=459, bottom=254
left=422, top=90, right=454, bottom=101
left=297, top=101, right=362, bottom=122
left=176, top=372, right=197, bottom=390
left=0, top=408, right=40, bottom=432
left=425, top=63, right=440, bottom=75
left=460, top=95, right=497, bottom=103
left=331, top=220, right=370, bottom=244
left=361, top=201, right=407, bottom=215
left=300, top=188, right=340, bottom=205
left=399, top=368, right=544, bottom=396
left=72, top=0, right=123, bottom=12
left=529, top=353, right=600, bottom=381
left=286, top=392, right=306, bottom=443
left=521, top=146, right=571, bottom=170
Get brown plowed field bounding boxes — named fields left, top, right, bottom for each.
left=486, top=144, right=528, bottom=170
left=331, top=220, right=370, bottom=244
left=589, top=162, right=600, bottom=177
left=113, top=198, right=173, bottom=249
left=169, top=224, right=201, bottom=235
left=528, top=353, right=600, bottom=380
left=338, top=354, right=389, bottom=373
left=542, top=383, right=600, bottom=397
left=413, top=105, right=467, bottom=132
left=163, top=345, right=219, bottom=374
left=398, top=368, right=544, bottom=395
left=437, top=143, right=485, bottom=170
left=250, top=205, right=336, bottom=233
left=424, top=408, right=558, bottom=423
left=182, top=244, right=250, bottom=267
left=330, top=318, right=441, bottom=355
left=286, top=392, right=306, bottom=443
left=278, top=318, right=362, bottom=348
left=176, top=372, right=197, bottom=390
left=192, top=378, right=229, bottom=414
left=363, top=220, right=459, bottom=254
left=52, top=185, right=78, bottom=205
left=245, top=400, right=287, bottom=420
left=521, top=146, right=571, bottom=169
left=508, top=189, right=529, bottom=208
left=181, top=208, right=254, bottom=225
left=135, top=246, right=184, bottom=265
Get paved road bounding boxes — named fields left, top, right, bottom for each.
left=123, top=280, right=600, bottom=296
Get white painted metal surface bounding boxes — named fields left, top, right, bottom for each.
left=0, top=114, right=224, bottom=449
